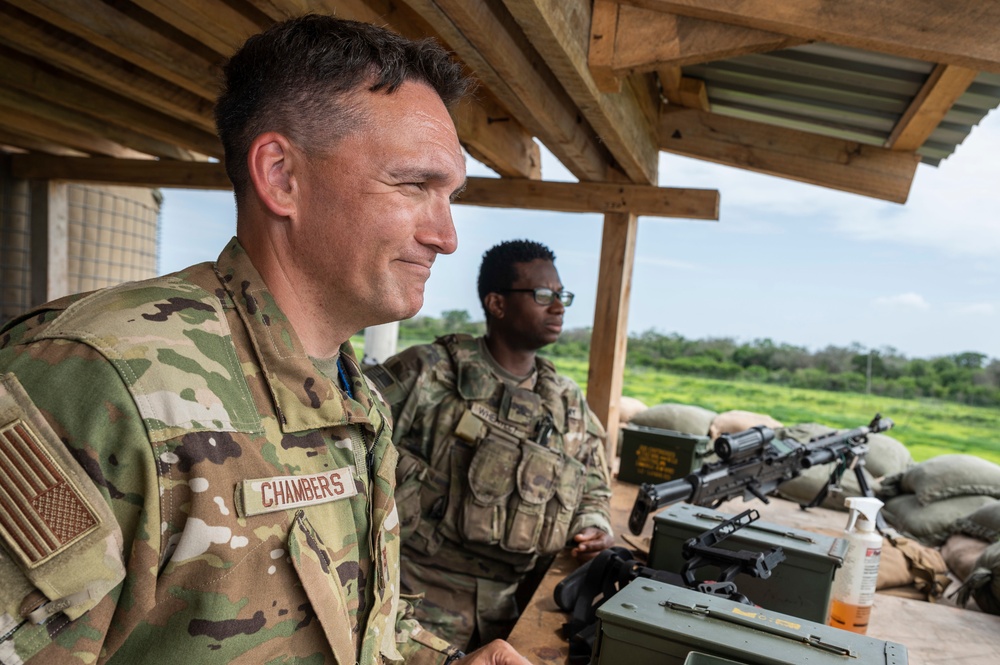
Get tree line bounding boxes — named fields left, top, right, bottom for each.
left=398, top=310, right=1000, bottom=408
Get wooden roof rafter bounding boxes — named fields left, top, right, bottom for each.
left=317, top=0, right=542, bottom=180
left=589, top=0, right=806, bottom=85
left=499, top=0, right=659, bottom=185
left=887, top=63, right=980, bottom=151
left=7, top=153, right=720, bottom=220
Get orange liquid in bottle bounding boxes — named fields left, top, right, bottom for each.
left=828, top=599, right=872, bottom=634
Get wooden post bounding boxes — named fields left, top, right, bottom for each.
left=586, top=210, right=638, bottom=466
left=29, top=179, right=69, bottom=306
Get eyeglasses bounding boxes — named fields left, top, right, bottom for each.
left=499, top=287, right=574, bottom=307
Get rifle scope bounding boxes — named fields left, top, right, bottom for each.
left=714, top=426, right=774, bottom=464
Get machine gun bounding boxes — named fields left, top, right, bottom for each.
left=628, top=413, right=893, bottom=536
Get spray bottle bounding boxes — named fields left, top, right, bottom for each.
left=828, top=497, right=883, bottom=634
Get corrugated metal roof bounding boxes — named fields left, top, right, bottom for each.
left=686, top=43, right=1000, bottom=167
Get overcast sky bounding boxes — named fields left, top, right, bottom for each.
left=160, top=110, right=1000, bottom=361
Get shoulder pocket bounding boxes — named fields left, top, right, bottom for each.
left=0, top=373, right=125, bottom=624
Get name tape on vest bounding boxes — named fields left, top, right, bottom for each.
left=239, top=467, right=357, bottom=517
left=469, top=402, right=527, bottom=440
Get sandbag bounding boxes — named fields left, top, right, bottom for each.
left=776, top=462, right=880, bottom=512
left=941, top=533, right=990, bottom=582
left=617, top=396, right=648, bottom=424
left=708, top=409, right=783, bottom=440
left=863, top=432, right=914, bottom=479
left=902, top=454, right=1000, bottom=506
left=775, top=422, right=837, bottom=444
left=951, top=502, right=1000, bottom=543
left=882, top=494, right=998, bottom=546
left=957, top=541, right=1000, bottom=615
left=877, top=472, right=906, bottom=501
left=629, top=403, right=717, bottom=436
left=876, top=532, right=949, bottom=601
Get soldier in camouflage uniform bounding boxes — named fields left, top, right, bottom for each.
left=0, top=16, right=529, bottom=665
left=365, top=240, right=615, bottom=649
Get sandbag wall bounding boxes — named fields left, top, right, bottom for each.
left=0, top=165, right=160, bottom=322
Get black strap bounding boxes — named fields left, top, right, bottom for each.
left=554, top=547, right=637, bottom=664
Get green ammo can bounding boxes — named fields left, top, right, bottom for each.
left=647, top=503, right=848, bottom=623
left=593, top=578, right=908, bottom=665
left=617, top=425, right=713, bottom=485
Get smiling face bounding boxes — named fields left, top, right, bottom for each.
left=491, top=259, right=567, bottom=351
left=289, top=79, right=466, bottom=330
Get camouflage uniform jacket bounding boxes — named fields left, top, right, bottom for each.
left=366, top=334, right=612, bottom=581
left=0, top=238, right=453, bottom=665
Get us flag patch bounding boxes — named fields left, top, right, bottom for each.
left=0, top=419, right=99, bottom=568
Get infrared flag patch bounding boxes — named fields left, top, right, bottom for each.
left=0, top=419, right=99, bottom=568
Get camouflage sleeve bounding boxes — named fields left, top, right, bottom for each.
left=392, top=594, right=464, bottom=664
left=363, top=343, right=444, bottom=456
left=0, top=334, right=161, bottom=663
left=570, top=399, right=614, bottom=538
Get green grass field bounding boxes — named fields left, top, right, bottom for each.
left=547, top=357, right=1000, bottom=465
left=353, top=337, right=1000, bottom=464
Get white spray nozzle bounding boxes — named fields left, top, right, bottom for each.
left=845, top=497, right=883, bottom=532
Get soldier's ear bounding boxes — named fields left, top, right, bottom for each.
left=247, top=131, right=299, bottom=219
left=484, top=293, right=505, bottom=320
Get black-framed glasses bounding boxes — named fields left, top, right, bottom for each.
left=499, top=287, right=574, bottom=307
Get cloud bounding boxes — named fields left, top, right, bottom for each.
left=828, top=113, right=1000, bottom=258
left=873, top=293, right=930, bottom=309
left=659, top=111, right=1000, bottom=259
left=635, top=255, right=700, bottom=271
left=955, top=302, right=995, bottom=315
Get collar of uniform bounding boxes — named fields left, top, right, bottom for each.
left=449, top=334, right=569, bottom=433
left=214, top=238, right=376, bottom=433
left=533, top=355, right=568, bottom=434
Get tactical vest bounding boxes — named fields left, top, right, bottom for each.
left=396, top=334, right=592, bottom=571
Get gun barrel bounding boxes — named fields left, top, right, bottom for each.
left=628, top=477, right=693, bottom=535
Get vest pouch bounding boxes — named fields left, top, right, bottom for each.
left=461, top=434, right=520, bottom=546
left=538, top=454, right=586, bottom=554
left=396, top=447, right=451, bottom=556
left=502, top=441, right=562, bottom=553
left=395, top=449, right=426, bottom=542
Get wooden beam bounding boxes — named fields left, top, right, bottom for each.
left=299, top=0, right=543, bottom=179
left=243, top=0, right=311, bottom=22
left=0, top=86, right=199, bottom=161
left=657, top=67, right=710, bottom=111
left=677, top=78, right=710, bottom=112
left=887, top=64, right=980, bottom=151
left=588, top=0, right=621, bottom=93
left=621, top=0, right=1000, bottom=74
left=0, top=127, right=89, bottom=157
left=0, top=106, right=152, bottom=159
left=612, top=4, right=805, bottom=74
left=9, top=155, right=232, bottom=189
left=404, top=0, right=614, bottom=181
left=0, top=5, right=216, bottom=132
left=130, top=0, right=267, bottom=57
left=9, top=0, right=222, bottom=98
left=8, top=156, right=719, bottom=221
left=453, top=96, right=542, bottom=179
left=500, top=0, right=658, bottom=185
left=659, top=107, right=920, bottom=204
left=0, top=47, right=221, bottom=158
left=459, top=177, right=718, bottom=219
left=29, top=179, right=69, bottom=305
left=587, top=210, right=639, bottom=462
